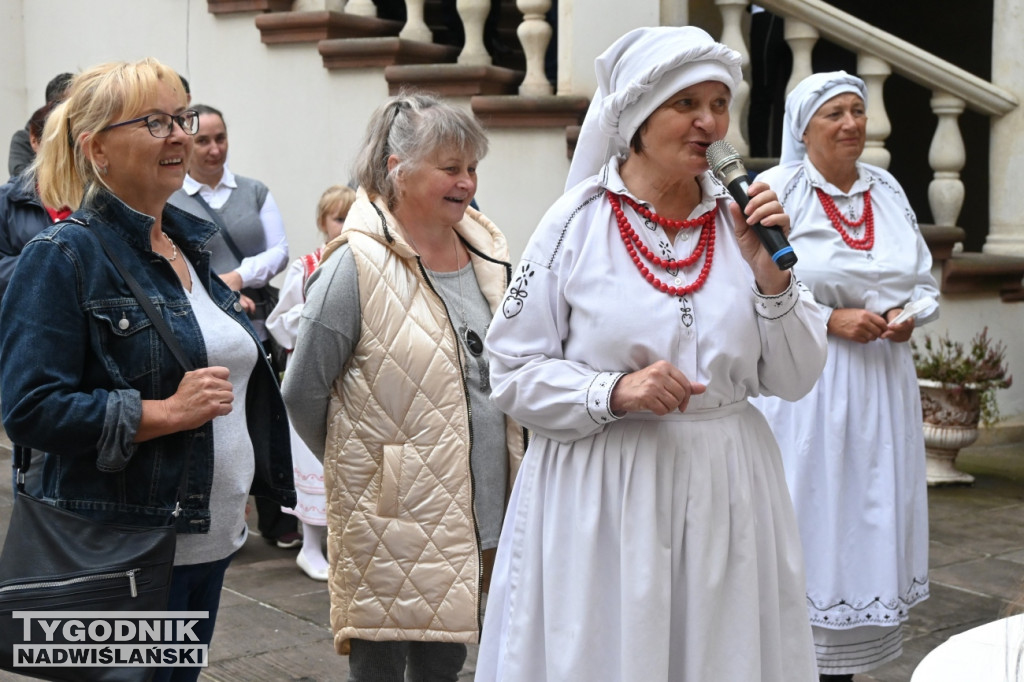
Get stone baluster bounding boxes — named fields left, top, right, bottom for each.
left=857, top=53, right=891, bottom=169
left=517, top=0, right=553, bottom=95
left=398, top=0, right=432, bottom=42
left=715, top=0, right=750, bottom=155
left=783, top=18, right=817, bottom=95
left=457, top=0, right=492, bottom=66
left=344, top=0, right=377, bottom=16
left=928, top=91, right=967, bottom=228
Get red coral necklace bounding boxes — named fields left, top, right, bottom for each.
left=814, top=186, right=874, bottom=250
left=608, top=191, right=716, bottom=296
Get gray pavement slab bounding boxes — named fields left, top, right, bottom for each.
left=0, top=433, right=1022, bottom=680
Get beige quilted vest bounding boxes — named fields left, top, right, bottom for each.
left=322, top=193, right=525, bottom=654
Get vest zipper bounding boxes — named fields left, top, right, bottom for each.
left=416, top=257, right=486, bottom=632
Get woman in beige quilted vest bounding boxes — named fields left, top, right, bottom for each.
left=281, top=92, right=526, bottom=682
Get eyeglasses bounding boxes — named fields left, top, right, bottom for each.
left=102, top=110, right=199, bottom=138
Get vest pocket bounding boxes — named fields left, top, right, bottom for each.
left=377, top=444, right=409, bottom=518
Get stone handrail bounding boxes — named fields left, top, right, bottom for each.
left=758, top=0, right=1017, bottom=117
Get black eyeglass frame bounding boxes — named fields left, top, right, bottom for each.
left=102, top=110, right=200, bottom=138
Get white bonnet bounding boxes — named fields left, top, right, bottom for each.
left=779, top=70, right=867, bottom=164
left=565, top=26, right=742, bottom=191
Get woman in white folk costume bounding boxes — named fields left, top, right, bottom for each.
left=475, top=26, right=828, bottom=682
left=266, top=184, right=356, bottom=581
left=751, top=71, right=938, bottom=681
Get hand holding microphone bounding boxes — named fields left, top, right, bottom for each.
left=706, top=140, right=797, bottom=271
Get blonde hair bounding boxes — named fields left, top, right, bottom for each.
left=34, top=57, right=188, bottom=210
left=316, top=184, right=357, bottom=236
left=352, top=90, right=488, bottom=210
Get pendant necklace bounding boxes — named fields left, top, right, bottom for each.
left=451, top=231, right=490, bottom=392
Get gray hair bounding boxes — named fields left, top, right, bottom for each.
left=352, top=91, right=489, bottom=210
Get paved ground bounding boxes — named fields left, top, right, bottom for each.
left=1, top=433, right=1022, bottom=681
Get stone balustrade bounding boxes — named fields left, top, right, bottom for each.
left=247, top=0, right=1017, bottom=238
left=726, top=0, right=1017, bottom=235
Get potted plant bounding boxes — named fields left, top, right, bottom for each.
left=911, top=327, right=1012, bottom=485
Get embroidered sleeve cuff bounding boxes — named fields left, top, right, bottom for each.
left=753, top=272, right=799, bottom=320
left=586, top=371, right=625, bottom=426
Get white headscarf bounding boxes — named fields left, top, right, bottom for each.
left=565, top=26, right=742, bottom=191
left=779, top=70, right=867, bottom=164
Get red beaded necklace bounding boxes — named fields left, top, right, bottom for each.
left=814, top=186, right=874, bottom=250
left=608, top=191, right=716, bottom=296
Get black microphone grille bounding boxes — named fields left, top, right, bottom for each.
left=705, top=140, right=743, bottom=177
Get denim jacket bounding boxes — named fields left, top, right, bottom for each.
left=0, top=190, right=295, bottom=532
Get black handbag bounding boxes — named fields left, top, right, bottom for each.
left=0, top=223, right=196, bottom=682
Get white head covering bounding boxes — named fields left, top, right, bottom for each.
left=779, top=70, right=867, bottom=164
left=565, top=26, right=742, bottom=191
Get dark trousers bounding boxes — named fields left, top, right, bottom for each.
left=347, top=639, right=468, bottom=682
left=254, top=494, right=297, bottom=540
left=152, top=553, right=234, bottom=682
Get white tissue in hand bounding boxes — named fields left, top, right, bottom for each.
left=888, top=296, right=937, bottom=326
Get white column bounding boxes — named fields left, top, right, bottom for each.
left=928, top=91, right=966, bottom=228
left=557, top=0, right=658, bottom=97
left=783, top=18, right=817, bottom=96
left=344, top=0, right=377, bottom=16
left=399, top=0, right=432, bottom=41
left=986, top=0, right=1024, bottom=255
left=517, top=0, right=554, bottom=96
left=457, top=0, right=492, bottom=66
left=715, top=0, right=750, bottom=155
left=857, top=53, right=891, bottom=169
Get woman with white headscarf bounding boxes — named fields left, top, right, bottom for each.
left=751, top=71, right=939, bottom=681
left=475, top=26, right=827, bottom=682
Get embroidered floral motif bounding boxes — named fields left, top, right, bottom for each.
left=680, top=295, right=694, bottom=327
left=503, top=263, right=535, bottom=318
left=658, top=239, right=678, bottom=277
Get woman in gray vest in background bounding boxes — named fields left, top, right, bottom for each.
left=168, top=104, right=299, bottom=548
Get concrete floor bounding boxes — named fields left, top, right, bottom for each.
left=1, top=438, right=1022, bottom=681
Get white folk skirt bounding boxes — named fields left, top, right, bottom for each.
left=281, top=423, right=327, bottom=526
left=752, top=336, right=930, bottom=674
left=476, top=401, right=817, bottom=682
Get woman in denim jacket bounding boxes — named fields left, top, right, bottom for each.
left=0, top=58, right=294, bottom=682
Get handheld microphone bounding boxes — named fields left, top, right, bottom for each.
left=705, top=140, right=797, bottom=270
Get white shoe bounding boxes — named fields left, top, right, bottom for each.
left=296, top=551, right=329, bottom=581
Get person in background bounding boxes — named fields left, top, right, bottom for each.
left=265, top=183, right=356, bottom=581
left=167, top=103, right=297, bottom=549
left=8, top=72, right=73, bottom=177
left=751, top=71, right=939, bottom=682
left=0, top=58, right=294, bottom=682
left=475, top=26, right=828, bottom=682
left=0, top=102, right=67, bottom=300
left=282, top=91, right=526, bottom=681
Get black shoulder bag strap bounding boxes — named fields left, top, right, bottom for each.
left=89, top=227, right=195, bottom=372
left=191, top=193, right=245, bottom=267
left=15, top=219, right=196, bottom=505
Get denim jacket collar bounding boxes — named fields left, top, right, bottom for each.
left=83, top=188, right=220, bottom=255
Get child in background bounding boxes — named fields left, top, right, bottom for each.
left=266, top=184, right=356, bottom=581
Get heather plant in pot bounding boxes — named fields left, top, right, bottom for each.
left=911, top=327, right=1012, bottom=485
